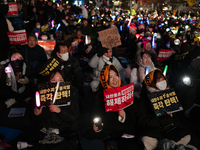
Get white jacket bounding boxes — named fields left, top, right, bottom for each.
left=89, top=54, right=125, bottom=83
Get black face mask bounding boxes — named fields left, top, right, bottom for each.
left=10, top=60, right=23, bottom=73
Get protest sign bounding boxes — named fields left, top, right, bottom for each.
left=148, top=89, right=183, bottom=117
left=38, top=40, right=56, bottom=51
left=39, top=57, right=61, bottom=76
left=8, top=108, right=26, bottom=117
left=98, top=27, right=122, bottom=48
left=38, top=82, right=71, bottom=107
left=138, top=24, right=145, bottom=30
left=104, top=82, right=134, bottom=112
left=157, top=49, right=174, bottom=61
left=175, top=51, right=189, bottom=61
left=7, top=3, right=18, bottom=17
left=7, top=30, right=27, bottom=45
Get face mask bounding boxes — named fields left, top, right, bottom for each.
left=157, top=35, right=161, bottom=39
left=59, top=52, right=69, bottom=61
left=156, top=80, right=167, bottom=90
left=166, top=44, right=170, bottom=48
left=88, top=40, right=91, bottom=44
left=10, top=60, right=23, bottom=73
left=36, top=25, right=41, bottom=29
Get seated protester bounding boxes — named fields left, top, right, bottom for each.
left=89, top=47, right=126, bottom=92
left=130, top=51, right=156, bottom=99
left=0, top=52, right=36, bottom=108
left=32, top=70, right=79, bottom=149
left=31, top=22, right=42, bottom=39
left=80, top=18, right=92, bottom=36
left=78, top=35, right=96, bottom=59
left=82, top=65, right=140, bottom=150
left=68, top=30, right=84, bottom=56
left=137, top=69, right=191, bottom=150
left=135, top=40, right=157, bottom=66
left=52, top=43, right=84, bottom=99
left=20, top=34, right=48, bottom=76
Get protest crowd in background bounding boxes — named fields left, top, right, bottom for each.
left=1, top=0, right=200, bottom=149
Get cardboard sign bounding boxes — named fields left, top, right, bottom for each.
left=7, top=3, right=18, bottom=16
left=38, top=40, right=56, bottom=51
left=98, top=27, right=122, bottom=48
left=38, top=82, right=71, bottom=107
left=104, top=83, right=134, bottom=112
left=7, top=30, right=27, bottom=45
left=148, top=89, right=183, bottom=117
left=39, top=57, right=61, bottom=76
left=157, top=49, right=174, bottom=61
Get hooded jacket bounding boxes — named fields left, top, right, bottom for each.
left=137, top=69, right=189, bottom=141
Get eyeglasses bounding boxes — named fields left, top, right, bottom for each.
left=142, top=56, right=151, bottom=59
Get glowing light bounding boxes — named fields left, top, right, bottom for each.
left=35, top=91, right=41, bottom=107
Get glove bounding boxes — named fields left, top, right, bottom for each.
left=97, top=47, right=108, bottom=57
left=18, top=76, right=29, bottom=84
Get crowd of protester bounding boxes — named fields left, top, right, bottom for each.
left=1, top=0, right=200, bottom=149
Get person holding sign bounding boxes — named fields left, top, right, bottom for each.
left=137, top=69, right=191, bottom=150
left=130, top=51, right=156, bottom=99
left=32, top=70, right=79, bottom=149
left=89, top=46, right=125, bottom=92
left=82, top=65, right=140, bottom=150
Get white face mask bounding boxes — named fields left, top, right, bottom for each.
left=156, top=80, right=167, bottom=90
left=88, top=40, right=91, bottom=44
left=156, top=35, right=161, bottom=39
left=59, top=52, right=69, bottom=61
left=36, top=25, right=41, bottom=29
left=166, top=44, right=170, bottom=48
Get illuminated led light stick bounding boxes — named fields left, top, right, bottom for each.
left=52, top=82, right=60, bottom=104
left=135, top=34, right=140, bottom=39
left=163, top=65, right=168, bottom=76
left=56, top=23, right=61, bottom=32
left=35, top=32, right=39, bottom=39
left=51, top=20, right=54, bottom=28
left=35, top=91, right=41, bottom=107
left=145, top=66, right=149, bottom=75
left=85, top=35, right=88, bottom=44
left=5, top=66, right=11, bottom=86
left=152, top=35, right=155, bottom=49
left=142, top=37, right=149, bottom=51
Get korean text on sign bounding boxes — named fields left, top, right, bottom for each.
left=104, top=82, right=134, bottom=112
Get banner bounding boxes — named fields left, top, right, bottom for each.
left=7, top=30, right=27, bottom=45
left=39, top=57, right=61, bottom=76
left=98, top=27, right=122, bottom=48
left=175, top=51, right=189, bottom=61
left=38, top=82, right=71, bottom=107
left=157, top=49, right=174, bottom=61
left=104, top=83, right=134, bottom=112
left=38, top=40, right=56, bottom=51
left=148, top=89, right=183, bottom=117
left=7, top=3, right=18, bottom=17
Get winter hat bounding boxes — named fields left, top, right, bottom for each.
left=100, top=65, right=121, bottom=89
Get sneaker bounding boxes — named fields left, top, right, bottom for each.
left=5, top=98, right=16, bottom=108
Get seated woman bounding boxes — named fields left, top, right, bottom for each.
left=89, top=47, right=126, bottom=92
left=32, top=70, right=79, bottom=149
left=136, top=40, right=157, bottom=66
left=0, top=51, right=36, bottom=108
left=130, top=51, right=156, bottom=99
left=82, top=65, right=140, bottom=150
left=137, top=69, right=191, bottom=150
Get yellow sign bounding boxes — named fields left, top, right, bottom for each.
left=187, top=0, right=196, bottom=6
left=131, top=9, right=135, bottom=15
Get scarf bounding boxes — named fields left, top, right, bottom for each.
left=100, top=64, right=121, bottom=89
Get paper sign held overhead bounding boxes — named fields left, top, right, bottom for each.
left=98, top=27, right=122, bottom=48
left=7, top=3, right=18, bottom=17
